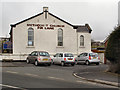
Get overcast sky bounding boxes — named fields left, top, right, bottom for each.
left=0, top=0, right=119, bottom=41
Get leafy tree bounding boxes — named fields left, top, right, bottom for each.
left=105, top=26, right=120, bottom=73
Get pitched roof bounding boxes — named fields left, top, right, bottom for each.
left=11, top=12, right=43, bottom=26
left=77, top=26, right=89, bottom=32
left=10, top=11, right=92, bottom=34
left=76, top=24, right=92, bottom=33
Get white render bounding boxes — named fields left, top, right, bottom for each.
left=118, top=1, right=120, bottom=26
left=11, top=7, right=91, bottom=58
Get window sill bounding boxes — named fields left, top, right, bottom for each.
left=56, top=46, right=64, bottom=48
left=26, top=46, right=35, bottom=48
left=79, top=46, right=85, bottom=48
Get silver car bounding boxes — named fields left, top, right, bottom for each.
left=53, top=53, right=75, bottom=66
left=26, top=51, right=51, bottom=66
left=75, top=52, right=100, bottom=65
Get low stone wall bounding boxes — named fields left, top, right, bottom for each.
left=0, top=54, right=28, bottom=61
left=98, top=53, right=104, bottom=63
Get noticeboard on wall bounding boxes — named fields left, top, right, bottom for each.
left=2, top=41, right=12, bottom=53
left=3, top=41, right=12, bottom=49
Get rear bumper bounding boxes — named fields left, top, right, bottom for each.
left=38, top=61, right=51, bottom=64
left=76, top=60, right=100, bottom=64
left=89, top=60, right=100, bottom=63
left=64, top=61, right=75, bottom=64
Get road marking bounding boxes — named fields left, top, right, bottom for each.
left=6, top=71, right=18, bottom=74
left=25, top=73, right=40, bottom=77
left=76, top=80, right=97, bottom=84
left=48, top=76, right=64, bottom=81
left=0, top=84, right=27, bottom=90
left=79, top=72, right=91, bottom=74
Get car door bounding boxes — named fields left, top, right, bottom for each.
left=82, top=53, right=88, bottom=61
left=54, top=53, right=59, bottom=64
left=79, top=53, right=85, bottom=62
left=76, top=54, right=80, bottom=61
left=28, top=52, right=34, bottom=63
left=33, top=51, right=38, bottom=63
left=58, top=53, right=63, bottom=64
left=53, top=54, right=56, bottom=63
left=30, top=51, right=36, bottom=63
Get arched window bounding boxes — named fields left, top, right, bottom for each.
left=28, top=28, right=34, bottom=46
left=58, top=28, right=63, bottom=46
left=80, top=35, right=84, bottom=46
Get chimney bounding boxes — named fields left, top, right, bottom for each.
left=43, top=7, right=48, bottom=19
left=43, top=7, right=48, bottom=12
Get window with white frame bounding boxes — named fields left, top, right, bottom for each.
left=28, top=28, right=34, bottom=46
left=58, top=28, right=63, bottom=46
left=80, top=35, right=84, bottom=46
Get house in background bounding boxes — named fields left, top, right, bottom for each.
left=91, top=40, right=105, bottom=63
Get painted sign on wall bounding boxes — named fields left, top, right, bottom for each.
left=27, top=24, right=65, bottom=30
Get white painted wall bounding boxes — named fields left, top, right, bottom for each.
left=11, top=10, right=91, bottom=60
left=77, top=33, right=91, bottom=54
left=118, top=1, right=120, bottom=26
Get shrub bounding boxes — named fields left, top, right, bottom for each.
left=105, top=26, right=120, bottom=73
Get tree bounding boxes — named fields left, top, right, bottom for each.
left=105, top=26, right=120, bottom=73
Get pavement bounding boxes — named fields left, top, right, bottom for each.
left=0, top=61, right=27, bottom=67
left=73, top=63, right=120, bottom=88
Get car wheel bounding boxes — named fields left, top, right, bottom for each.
left=26, top=59, right=30, bottom=64
left=86, top=60, right=90, bottom=65
left=71, top=64, right=75, bottom=66
left=35, top=60, right=39, bottom=66
left=48, top=63, right=51, bottom=66
left=96, top=63, right=99, bottom=65
left=61, top=62, right=64, bottom=66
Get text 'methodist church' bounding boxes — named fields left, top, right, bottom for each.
left=10, top=7, right=92, bottom=57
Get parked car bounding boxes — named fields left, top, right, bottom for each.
left=75, top=52, right=100, bottom=65
left=26, top=51, right=51, bottom=66
left=53, top=53, right=75, bottom=66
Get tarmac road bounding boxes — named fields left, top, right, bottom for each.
left=1, top=62, right=118, bottom=89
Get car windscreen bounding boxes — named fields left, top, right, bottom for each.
left=64, top=53, right=74, bottom=57
left=39, top=52, right=50, bottom=57
left=89, top=53, right=98, bottom=57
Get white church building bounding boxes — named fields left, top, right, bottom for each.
left=9, top=7, right=92, bottom=60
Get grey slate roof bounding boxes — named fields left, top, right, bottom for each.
left=77, top=26, right=89, bottom=32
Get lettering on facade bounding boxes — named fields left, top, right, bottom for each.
left=27, top=24, right=65, bottom=30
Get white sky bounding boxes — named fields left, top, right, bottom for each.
left=0, top=0, right=119, bottom=41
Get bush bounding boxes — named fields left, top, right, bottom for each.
left=105, top=26, right=120, bottom=73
